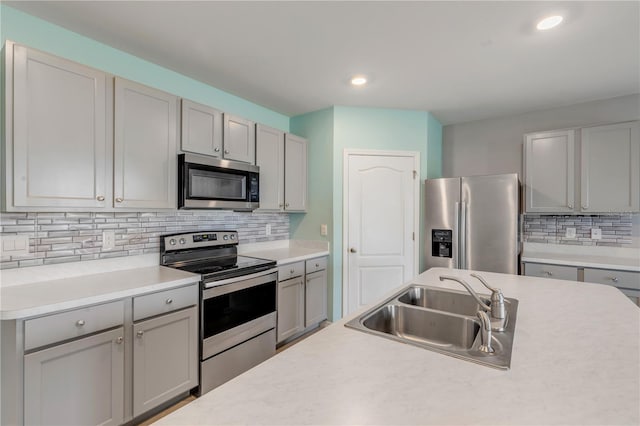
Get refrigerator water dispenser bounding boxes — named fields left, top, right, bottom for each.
left=432, top=229, right=452, bottom=258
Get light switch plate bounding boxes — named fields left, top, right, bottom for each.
left=0, top=235, right=30, bottom=257
left=320, top=224, right=328, bottom=236
left=591, top=228, right=602, bottom=240
left=565, top=227, right=576, bottom=238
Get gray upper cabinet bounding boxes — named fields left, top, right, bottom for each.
left=5, top=41, right=111, bottom=210
left=580, top=121, right=640, bottom=213
left=524, top=129, right=575, bottom=213
left=256, top=124, right=285, bottom=211
left=284, top=134, right=308, bottom=212
left=181, top=99, right=223, bottom=157
left=114, top=77, right=178, bottom=209
left=223, top=114, right=256, bottom=164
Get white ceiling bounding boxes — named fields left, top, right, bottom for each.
left=6, top=1, right=639, bottom=125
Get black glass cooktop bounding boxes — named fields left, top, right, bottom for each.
left=176, top=255, right=276, bottom=282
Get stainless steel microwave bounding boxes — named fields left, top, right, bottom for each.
left=178, top=153, right=259, bottom=211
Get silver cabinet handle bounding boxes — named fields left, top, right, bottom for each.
left=582, top=204, right=588, bottom=210
left=214, top=147, right=220, bottom=152
left=279, top=204, right=284, bottom=208
left=137, top=331, right=144, bottom=338
left=544, top=271, right=553, bottom=276
left=115, top=197, right=123, bottom=203
left=165, top=298, right=173, bottom=304
left=96, top=195, right=105, bottom=201
left=115, top=336, right=123, bottom=344
left=315, top=263, right=319, bottom=267
left=567, top=203, right=573, bottom=209
left=350, top=248, right=357, bottom=253
left=76, top=320, right=85, bottom=327
left=290, top=269, right=295, bottom=274
left=285, top=203, right=290, bottom=207
left=224, top=149, right=230, bottom=154
left=611, top=277, right=619, bottom=283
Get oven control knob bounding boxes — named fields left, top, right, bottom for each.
left=169, top=239, right=176, bottom=246
left=179, top=238, right=186, bottom=245
left=223, top=235, right=229, bottom=240
left=230, top=234, right=235, bottom=240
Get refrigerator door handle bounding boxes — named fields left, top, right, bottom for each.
left=460, top=201, right=467, bottom=269
left=454, top=202, right=460, bottom=269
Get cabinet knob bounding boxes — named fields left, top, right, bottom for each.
left=115, top=336, right=123, bottom=344
left=115, top=197, right=123, bottom=203
left=285, top=203, right=290, bottom=207
left=611, top=277, right=619, bottom=283
left=350, top=248, right=357, bottom=253
left=567, top=203, right=573, bottom=209
left=76, top=320, right=85, bottom=327
left=279, top=204, right=284, bottom=208
left=96, top=195, right=105, bottom=201
left=290, top=269, right=295, bottom=274
left=165, top=298, right=173, bottom=304
left=544, top=271, right=553, bottom=276
left=224, top=150, right=230, bottom=154
left=137, top=331, right=144, bottom=338
left=214, top=147, right=220, bottom=152
left=582, top=204, right=588, bottom=210
left=315, top=263, right=319, bottom=267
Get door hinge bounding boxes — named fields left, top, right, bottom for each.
left=413, top=170, right=417, bottom=179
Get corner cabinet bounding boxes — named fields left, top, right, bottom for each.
left=256, top=125, right=308, bottom=212
left=580, top=122, right=640, bottom=213
left=5, top=41, right=111, bottom=210
left=114, top=78, right=178, bottom=209
left=524, top=129, right=575, bottom=213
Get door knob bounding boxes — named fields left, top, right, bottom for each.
left=350, top=248, right=357, bottom=253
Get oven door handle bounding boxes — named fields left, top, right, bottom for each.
left=203, top=268, right=278, bottom=299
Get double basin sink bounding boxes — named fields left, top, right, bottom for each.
left=345, top=284, right=518, bottom=370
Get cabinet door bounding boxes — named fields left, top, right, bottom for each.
left=114, top=77, right=178, bottom=209
left=524, top=130, right=575, bottom=213
left=523, top=263, right=578, bottom=281
left=132, top=306, right=198, bottom=418
left=305, top=269, right=328, bottom=327
left=223, top=114, right=256, bottom=163
left=581, top=121, right=640, bottom=213
left=181, top=99, right=223, bottom=157
left=10, top=42, right=110, bottom=209
left=284, top=134, right=308, bottom=212
left=256, top=124, right=285, bottom=211
left=277, top=277, right=304, bottom=343
left=24, top=327, right=124, bottom=426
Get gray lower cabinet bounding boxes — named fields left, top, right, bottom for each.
left=24, top=327, right=125, bottom=426
left=277, top=275, right=305, bottom=343
left=132, top=306, right=198, bottom=418
left=305, top=257, right=328, bottom=327
left=523, top=262, right=579, bottom=281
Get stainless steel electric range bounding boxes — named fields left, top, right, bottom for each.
left=160, top=231, right=277, bottom=396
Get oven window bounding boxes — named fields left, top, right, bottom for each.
left=189, top=168, right=246, bottom=200
left=202, top=282, right=276, bottom=338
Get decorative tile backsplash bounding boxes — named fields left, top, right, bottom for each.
left=0, top=211, right=289, bottom=270
left=523, top=214, right=633, bottom=246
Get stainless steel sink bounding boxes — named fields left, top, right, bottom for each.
left=397, top=286, right=489, bottom=317
left=362, top=304, right=479, bottom=349
left=345, top=284, right=518, bottom=370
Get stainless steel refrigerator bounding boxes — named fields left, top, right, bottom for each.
left=424, top=173, right=520, bottom=274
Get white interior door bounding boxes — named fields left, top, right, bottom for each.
left=344, top=150, right=419, bottom=315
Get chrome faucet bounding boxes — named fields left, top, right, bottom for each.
left=476, top=311, right=494, bottom=353
left=439, top=273, right=507, bottom=331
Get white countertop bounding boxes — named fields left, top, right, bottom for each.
left=239, top=239, right=330, bottom=264
left=521, top=242, right=640, bottom=272
left=0, top=264, right=199, bottom=320
left=156, top=267, right=640, bottom=426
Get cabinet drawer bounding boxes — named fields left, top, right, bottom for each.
left=278, top=262, right=305, bottom=280
left=133, top=284, right=198, bottom=322
left=584, top=268, right=640, bottom=290
left=306, top=257, right=327, bottom=274
left=25, top=300, right=124, bottom=351
left=524, top=263, right=578, bottom=281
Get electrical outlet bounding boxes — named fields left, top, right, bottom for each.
left=565, top=227, right=576, bottom=238
left=265, top=224, right=272, bottom=236
left=102, top=230, right=116, bottom=250
left=320, top=224, right=328, bottom=236
left=591, top=228, right=602, bottom=240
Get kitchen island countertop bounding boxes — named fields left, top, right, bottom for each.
left=156, top=267, right=640, bottom=426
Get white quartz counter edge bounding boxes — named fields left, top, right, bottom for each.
left=155, top=267, right=640, bottom=426
left=521, top=252, right=640, bottom=271
left=0, top=266, right=199, bottom=320
left=239, top=239, right=330, bottom=265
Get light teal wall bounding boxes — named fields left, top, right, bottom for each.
left=0, top=4, right=289, bottom=131
left=290, top=106, right=442, bottom=320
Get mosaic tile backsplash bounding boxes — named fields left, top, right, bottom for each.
left=523, top=214, right=633, bottom=246
left=0, top=211, right=289, bottom=269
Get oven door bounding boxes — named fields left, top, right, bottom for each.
left=201, top=270, right=277, bottom=360
left=178, top=153, right=259, bottom=211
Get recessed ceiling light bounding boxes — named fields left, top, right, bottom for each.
left=536, top=15, right=563, bottom=31
left=351, top=76, right=367, bottom=86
